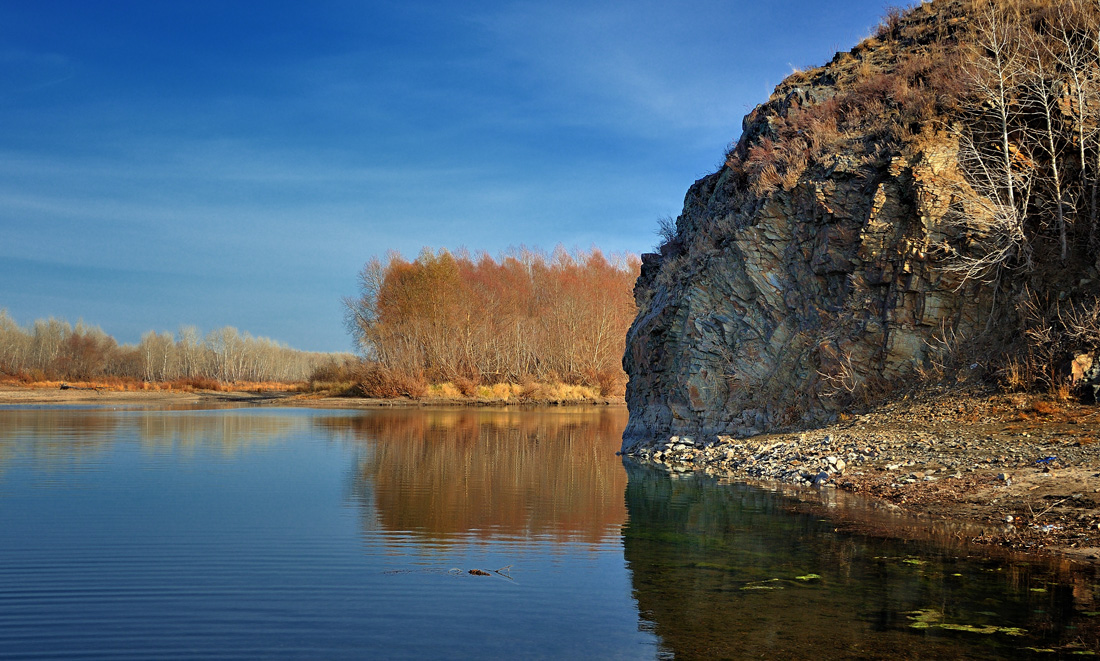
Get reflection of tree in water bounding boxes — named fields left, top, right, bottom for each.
left=0, top=409, right=121, bottom=470
left=623, top=463, right=1100, bottom=659
left=317, top=407, right=628, bottom=546
left=0, top=409, right=305, bottom=471
left=133, top=412, right=304, bottom=455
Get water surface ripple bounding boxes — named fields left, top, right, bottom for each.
left=0, top=406, right=1098, bottom=659
left=0, top=407, right=645, bottom=660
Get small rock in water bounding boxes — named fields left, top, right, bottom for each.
left=813, top=471, right=830, bottom=486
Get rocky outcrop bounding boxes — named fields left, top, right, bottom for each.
left=1077, top=354, right=1100, bottom=405
left=622, top=4, right=995, bottom=450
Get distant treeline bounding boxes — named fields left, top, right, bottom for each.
left=344, top=247, right=639, bottom=395
left=0, top=310, right=348, bottom=384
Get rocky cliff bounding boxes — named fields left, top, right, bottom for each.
left=622, top=0, right=1080, bottom=449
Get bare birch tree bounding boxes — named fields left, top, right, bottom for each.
left=1023, top=24, right=1071, bottom=260
left=1051, top=4, right=1095, bottom=232
left=0, top=310, right=29, bottom=373
left=964, top=4, right=1030, bottom=213
left=946, top=3, right=1035, bottom=282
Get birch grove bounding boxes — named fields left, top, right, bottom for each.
left=0, top=310, right=346, bottom=383
left=951, top=0, right=1100, bottom=278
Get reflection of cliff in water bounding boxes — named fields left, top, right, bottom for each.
left=0, top=409, right=304, bottom=470
left=623, top=463, right=1100, bottom=659
left=317, top=407, right=628, bottom=545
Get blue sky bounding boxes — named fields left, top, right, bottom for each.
left=1, top=0, right=893, bottom=352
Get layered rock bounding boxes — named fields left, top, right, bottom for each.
left=622, top=4, right=995, bottom=449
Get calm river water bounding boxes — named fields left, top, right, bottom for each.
left=0, top=405, right=1097, bottom=659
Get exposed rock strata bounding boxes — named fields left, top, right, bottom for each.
left=623, top=6, right=992, bottom=449
left=623, top=144, right=995, bottom=446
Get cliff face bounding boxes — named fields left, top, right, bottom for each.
left=622, top=3, right=996, bottom=448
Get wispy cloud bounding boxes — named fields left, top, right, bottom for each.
left=0, top=49, right=77, bottom=95
left=0, top=0, right=892, bottom=350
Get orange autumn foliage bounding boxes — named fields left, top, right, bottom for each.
left=345, top=247, right=640, bottom=395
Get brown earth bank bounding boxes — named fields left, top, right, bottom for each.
left=0, top=384, right=624, bottom=408
left=624, top=387, right=1100, bottom=565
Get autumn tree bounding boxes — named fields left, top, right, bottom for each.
left=345, top=247, right=639, bottom=392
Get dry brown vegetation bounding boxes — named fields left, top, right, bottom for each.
left=0, top=375, right=310, bottom=394
left=0, top=311, right=349, bottom=387
left=717, top=2, right=969, bottom=202
left=344, top=247, right=639, bottom=399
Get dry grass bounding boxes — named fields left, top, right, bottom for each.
left=334, top=360, right=608, bottom=403
left=0, top=374, right=308, bottom=393
left=423, top=381, right=604, bottom=403
left=428, top=382, right=463, bottom=399
left=717, top=0, right=972, bottom=207
left=346, top=364, right=428, bottom=399
left=453, top=375, right=479, bottom=397
left=1031, top=400, right=1060, bottom=416
left=301, top=357, right=619, bottom=404
left=1003, top=392, right=1095, bottom=423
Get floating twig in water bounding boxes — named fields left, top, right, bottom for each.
left=468, top=566, right=515, bottom=580
left=387, top=566, right=515, bottom=579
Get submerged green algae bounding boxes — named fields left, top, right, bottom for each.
left=906, top=609, right=1026, bottom=636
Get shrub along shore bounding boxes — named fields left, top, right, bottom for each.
left=0, top=377, right=625, bottom=407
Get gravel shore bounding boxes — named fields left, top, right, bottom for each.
left=623, top=389, right=1100, bottom=563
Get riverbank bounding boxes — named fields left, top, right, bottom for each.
left=623, top=388, right=1100, bottom=564
left=0, top=384, right=625, bottom=408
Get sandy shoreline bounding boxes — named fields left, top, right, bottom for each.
left=5, top=383, right=1098, bottom=564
